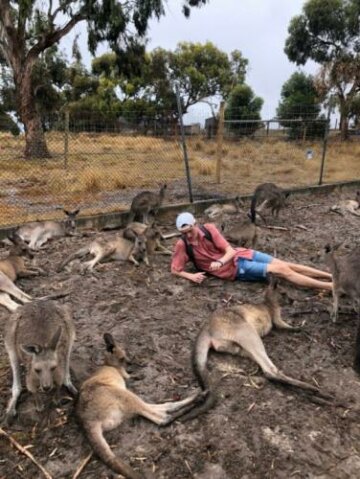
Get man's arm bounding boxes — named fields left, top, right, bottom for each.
left=209, top=244, right=236, bottom=271
left=171, top=240, right=207, bottom=284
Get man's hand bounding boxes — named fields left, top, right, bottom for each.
left=190, top=272, right=207, bottom=284
left=209, top=260, right=222, bottom=271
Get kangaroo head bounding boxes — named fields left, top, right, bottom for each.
left=8, top=232, right=34, bottom=259
left=64, top=209, right=80, bottom=231
left=21, top=327, right=62, bottom=392
left=103, top=333, right=129, bottom=374
left=134, top=234, right=148, bottom=258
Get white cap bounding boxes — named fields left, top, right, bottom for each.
left=176, top=212, right=196, bottom=231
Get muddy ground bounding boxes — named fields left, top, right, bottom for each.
left=1, top=186, right=360, bottom=479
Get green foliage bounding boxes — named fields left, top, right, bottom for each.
left=277, top=72, right=326, bottom=139
left=224, top=84, right=263, bottom=137
left=0, top=108, right=20, bottom=135
left=284, top=0, right=360, bottom=138
left=285, top=0, right=360, bottom=66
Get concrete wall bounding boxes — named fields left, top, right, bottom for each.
left=1, top=179, right=359, bottom=240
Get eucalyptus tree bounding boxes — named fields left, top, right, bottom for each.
left=0, top=0, right=207, bottom=158
left=285, top=0, right=360, bottom=139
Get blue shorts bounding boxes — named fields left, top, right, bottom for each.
left=236, top=251, right=273, bottom=282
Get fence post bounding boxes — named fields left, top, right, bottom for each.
left=64, top=109, right=69, bottom=169
left=318, top=104, right=331, bottom=185
left=216, top=101, right=225, bottom=184
left=175, top=84, right=193, bottom=203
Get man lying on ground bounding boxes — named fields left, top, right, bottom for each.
left=171, top=212, right=332, bottom=290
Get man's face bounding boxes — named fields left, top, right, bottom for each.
left=179, top=224, right=195, bottom=237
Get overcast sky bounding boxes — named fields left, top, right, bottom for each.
left=62, top=0, right=318, bottom=122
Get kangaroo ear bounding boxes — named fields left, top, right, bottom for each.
left=21, top=344, right=42, bottom=355
left=104, top=333, right=116, bottom=353
left=72, top=209, right=80, bottom=216
left=49, top=327, right=62, bottom=351
left=63, top=209, right=70, bottom=216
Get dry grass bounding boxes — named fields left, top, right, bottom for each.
left=0, top=132, right=359, bottom=227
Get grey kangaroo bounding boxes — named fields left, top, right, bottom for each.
left=128, top=184, right=167, bottom=225
left=324, top=244, right=360, bottom=372
left=204, top=196, right=242, bottom=220
left=250, top=183, right=289, bottom=223
left=58, top=233, right=148, bottom=272
left=0, top=233, right=44, bottom=311
left=77, top=333, right=206, bottom=479
left=3, top=300, right=77, bottom=424
left=221, top=215, right=258, bottom=248
left=181, top=278, right=325, bottom=421
left=16, top=209, right=80, bottom=250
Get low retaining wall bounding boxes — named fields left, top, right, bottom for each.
left=1, top=179, right=359, bottom=240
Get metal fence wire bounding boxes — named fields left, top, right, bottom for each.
left=0, top=104, right=359, bottom=228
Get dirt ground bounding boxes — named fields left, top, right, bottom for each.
left=1, top=185, right=360, bottom=479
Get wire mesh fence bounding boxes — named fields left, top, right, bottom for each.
left=0, top=105, right=359, bottom=228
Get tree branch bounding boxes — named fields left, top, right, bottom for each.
left=27, top=13, right=85, bottom=61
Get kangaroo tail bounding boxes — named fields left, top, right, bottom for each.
left=57, top=246, right=89, bottom=272
left=250, top=193, right=257, bottom=223
left=179, top=327, right=218, bottom=422
left=179, top=388, right=218, bottom=422
left=192, top=327, right=212, bottom=391
left=83, top=422, right=143, bottom=479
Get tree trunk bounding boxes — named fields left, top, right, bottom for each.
left=17, top=65, right=50, bottom=159
left=340, top=114, right=349, bottom=141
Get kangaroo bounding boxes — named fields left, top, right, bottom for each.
left=324, top=244, right=360, bottom=322
left=221, top=215, right=258, bottom=248
left=250, top=183, right=289, bottom=224
left=330, top=191, right=360, bottom=217
left=180, top=278, right=324, bottom=421
left=77, top=333, right=206, bottom=479
left=128, top=184, right=167, bottom=225
left=0, top=233, right=44, bottom=312
left=58, top=233, right=148, bottom=272
left=3, top=300, right=77, bottom=424
left=123, top=222, right=172, bottom=256
left=324, top=244, right=360, bottom=372
left=204, top=196, right=241, bottom=220
left=16, top=209, right=80, bottom=250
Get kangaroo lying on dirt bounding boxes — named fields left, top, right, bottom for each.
left=123, top=222, right=172, bottom=256
left=58, top=232, right=148, bottom=272
left=204, top=196, right=241, bottom=220
left=0, top=234, right=45, bottom=311
left=250, top=183, right=289, bottom=224
left=180, top=278, right=325, bottom=421
left=330, top=191, right=360, bottom=217
left=3, top=300, right=77, bottom=424
left=16, top=209, right=80, bottom=250
left=77, top=333, right=206, bottom=479
left=128, top=184, right=167, bottom=225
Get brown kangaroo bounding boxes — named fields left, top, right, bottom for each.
left=204, top=196, right=242, bottom=220
left=324, top=244, right=360, bottom=373
left=16, top=209, right=80, bottom=250
left=128, top=184, right=167, bottom=225
left=3, top=300, right=77, bottom=424
left=0, top=233, right=44, bottom=311
left=58, top=232, right=148, bottom=272
left=77, top=333, right=206, bottom=479
left=181, top=278, right=326, bottom=421
left=123, top=222, right=172, bottom=256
